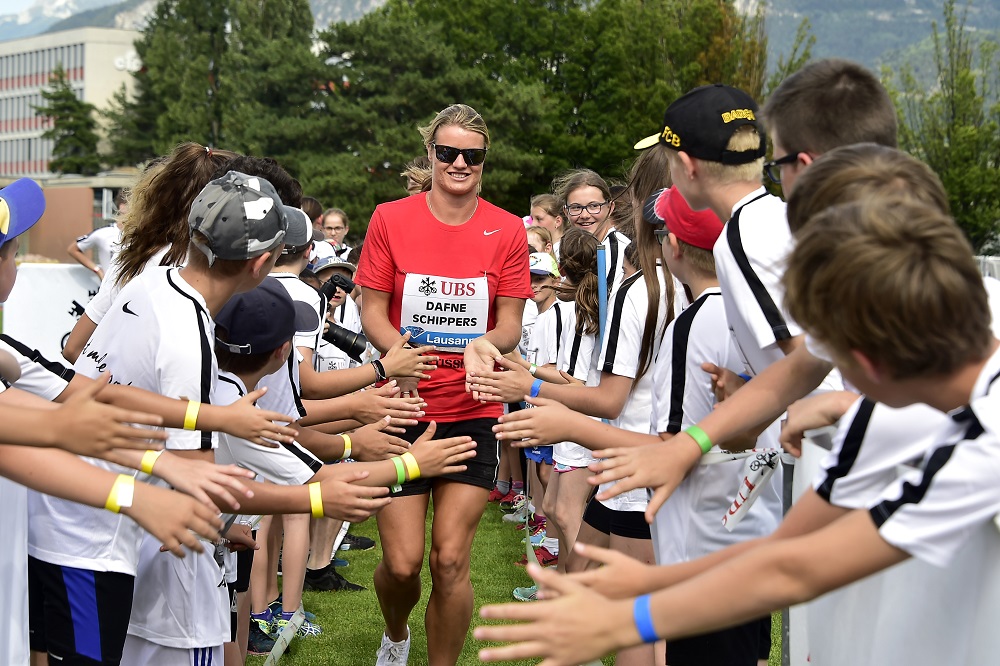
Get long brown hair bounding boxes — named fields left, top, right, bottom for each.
left=626, top=143, right=676, bottom=384
left=116, top=143, right=238, bottom=287
left=556, top=228, right=600, bottom=336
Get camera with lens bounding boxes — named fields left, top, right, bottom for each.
left=322, top=321, right=369, bottom=363
left=317, top=273, right=356, bottom=302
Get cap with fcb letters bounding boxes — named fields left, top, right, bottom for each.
left=188, top=170, right=292, bottom=266
left=528, top=252, right=560, bottom=278
left=215, top=277, right=319, bottom=355
left=633, top=84, right=767, bottom=165
left=0, top=178, right=46, bottom=247
left=644, top=186, right=723, bottom=250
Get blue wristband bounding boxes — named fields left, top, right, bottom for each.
left=633, top=594, right=658, bottom=643
left=529, top=378, right=543, bottom=398
left=738, top=373, right=752, bottom=383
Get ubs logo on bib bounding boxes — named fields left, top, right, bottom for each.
left=419, top=277, right=437, bottom=296
left=440, top=280, right=477, bottom=296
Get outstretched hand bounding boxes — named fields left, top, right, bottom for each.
left=464, top=337, right=503, bottom=401
left=590, top=434, right=703, bottom=523
left=468, top=355, right=534, bottom=403
left=53, top=373, right=167, bottom=456
left=492, top=396, right=574, bottom=447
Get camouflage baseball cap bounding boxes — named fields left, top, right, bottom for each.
left=188, top=170, right=291, bottom=266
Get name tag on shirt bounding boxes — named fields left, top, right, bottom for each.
left=400, top=273, right=488, bottom=352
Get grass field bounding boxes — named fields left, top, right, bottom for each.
left=249, top=501, right=781, bottom=665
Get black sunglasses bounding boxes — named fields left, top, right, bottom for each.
left=654, top=228, right=670, bottom=245
left=432, top=143, right=488, bottom=166
left=763, top=152, right=800, bottom=185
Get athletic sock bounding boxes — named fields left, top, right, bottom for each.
left=496, top=480, right=511, bottom=495
left=511, top=481, right=524, bottom=494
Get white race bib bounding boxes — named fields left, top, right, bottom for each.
left=400, top=273, right=489, bottom=351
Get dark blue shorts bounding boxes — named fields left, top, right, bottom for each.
left=524, top=445, right=554, bottom=465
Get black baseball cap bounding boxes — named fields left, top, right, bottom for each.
left=633, top=84, right=767, bottom=165
left=215, top=277, right=318, bottom=354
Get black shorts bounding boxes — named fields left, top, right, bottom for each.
left=390, top=418, right=499, bottom=496
left=28, top=555, right=135, bottom=665
left=665, top=615, right=771, bottom=665
left=582, top=497, right=651, bottom=539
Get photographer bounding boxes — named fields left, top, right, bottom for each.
left=311, top=257, right=370, bottom=372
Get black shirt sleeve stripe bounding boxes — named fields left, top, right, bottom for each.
left=0, top=334, right=76, bottom=382
left=868, top=408, right=983, bottom=526
left=665, top=294, right=713, bottom=434
left=287, top=354, right=307, bottom=419
left=606, top=233, right=619, bottom=294
left=815, top=398, right=876, bottom=502
left=166, top=270, right=215, bottom=449
left=601, top=271, right=643, bottom=374
left=566, top=331, right=584, bottom=377
left=281, top=441, right=324, bottom=473
left=725, top=193, right=792, bottom=341
left=554, top=304, right=563, bottom=358
left=217, top=375, right=246, bottom=398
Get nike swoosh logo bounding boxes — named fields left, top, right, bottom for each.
left=484, top=229, right=501, bottom=236
left=122, top=301, right=138, bottom=316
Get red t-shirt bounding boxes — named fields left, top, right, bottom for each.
left=356, top=193, right=533, bottom=422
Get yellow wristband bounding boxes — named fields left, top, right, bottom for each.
left=340, top=434, right=352, bottom=461
left=400, top=452, right=421, bottom=481
left=183, top=401, right=201, bottom=431
left=104, top=474, right=135, bottom=513
left=140, top=450, right=163, bottom=475
left=308, top=482, right=324, bottom=519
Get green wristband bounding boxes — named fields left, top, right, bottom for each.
left=391, top=456, right=406, bottom=486
left=684, top=425, right=713, bottom=454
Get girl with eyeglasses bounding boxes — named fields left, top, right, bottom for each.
left=552, top=168, right=632, bottom=300
left=354, top=103, right=533, bottom=666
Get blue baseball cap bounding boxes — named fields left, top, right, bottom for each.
left=215, top=277, right=319, bottom=354
left=0, top=179, right=45, bottom=247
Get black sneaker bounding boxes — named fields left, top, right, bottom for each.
left=303, top=565, right=367, bottom=592
left=339, top=533, right=376, bottom=551
left=247, top=618, right=276, bottom=655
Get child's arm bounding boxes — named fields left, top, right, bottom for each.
left=299, top=380, right=424, bottom=428
left=297, top=333, right=437, bottom=399
left=63, top=375, right=299, bottom=446
left=470, top=356, right=632, bottom=420
left=0, top=444, right=223, bottom=557
left=0, top=377, right=167, bottom=454
left=492, top=396, right=661, bottom=450
left=476, top=509, right=907, bottom=665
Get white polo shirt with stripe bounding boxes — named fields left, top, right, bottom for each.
left=649, top=287, right=782, bottom=564
left=596, top=268, right=669, bottom=512
left=552, top=302, right=600, bottom=468
left=29, top=267, right=218, bottom=576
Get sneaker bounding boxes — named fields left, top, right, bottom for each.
left=488, top=487, right=506, bottom=502
left=274, top=611, right=322, bottom=638
left=304, top=566, right=367, bottom=592
left=268, top=597, right=318, bottom=622
left=247, top=619, right=276, bottom=655
left=251, top=609, right=275, bottom=638
left=340, top=533, right=376, bottom=551
left=498, top=492, right=523, bottom=510
left=516, top=546, right=558, bottom=567
left=513, top=585, right=539, bottom=601
left=521, top=530, right=546, bottom=547
left=375, top=627, right=411, bottom=665
left=333, top=557, right=350, bottom=568
left=502, top=504, right=530, bottom=523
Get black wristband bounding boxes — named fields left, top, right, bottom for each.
left=372, top=359, right=387, bottom=382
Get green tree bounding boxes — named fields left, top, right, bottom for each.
left=101, top=78, right=160, bottom=167
left=886, top=0, right=1000, bottom=251
left=34, top=64, right=102, bottom=176
left=135, top=0, right=229, bottom=151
